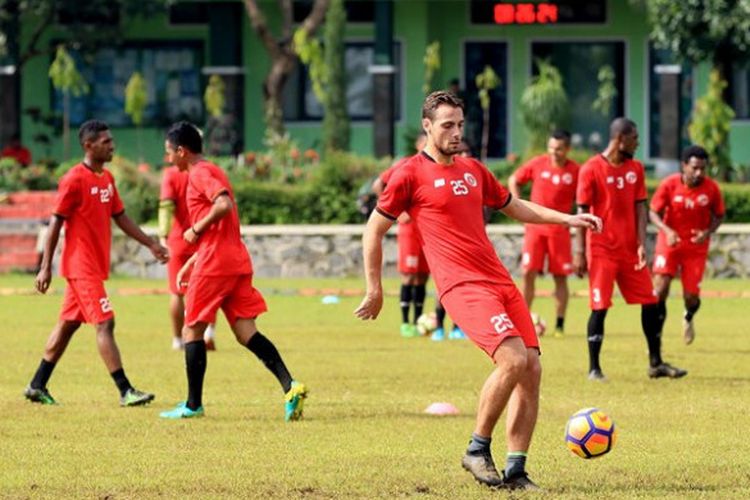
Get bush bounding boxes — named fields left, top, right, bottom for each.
left=0, top=158, right=57, bottom=192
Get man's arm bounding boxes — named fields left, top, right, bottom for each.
left=354, top=211, right=395, bottom=320
left=507, top=173, right=522, bottom=200
left=501, top=197, right=602, bottom=230
left=183, top=192, right=233, bottom=244
left=113, top=212, right=169, bottom=263
left=372, top=177, right=385, bottom=197
left=692, top=213, right=724, bottom=244
left=649, top=209, right=680, bottom=246
left=35, top=215, right=64, bottom=294
left=573, top=205, right=590, bottom=277
left=635, top=201, right=648, bottom=270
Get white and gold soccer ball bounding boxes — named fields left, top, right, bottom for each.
left=530, top=312, right=546, bottom=337
left=416, top=312, right=438, bottom=336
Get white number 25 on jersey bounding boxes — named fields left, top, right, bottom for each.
left=451, top=180, right=469, bottom=196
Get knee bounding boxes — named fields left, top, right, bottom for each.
left=526, top=354, right=542, bottom=383
left=502, top=349, right=529, bottom=380
left=96, top=318, right=115, bottom=337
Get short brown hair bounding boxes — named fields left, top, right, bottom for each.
left=422, top=90, right=464, bottom=120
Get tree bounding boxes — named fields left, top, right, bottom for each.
left=204, top=75, right=226, bottom=119
left=475, top=65, right=500, bottom=162
left=48, top=45, right=88, bottom=161
left=422, top=41, right=440, bottom=95
left=124, top=71, right=148, bottom=161
left=592, top=65, right=617, bottom=118
left=519, top=59, right=569, bottom=152
left=689, top=70, right=735, bottom=180
left=322, top=0, right=348, bottom=152
left=243, top=0, right=330, bottom=140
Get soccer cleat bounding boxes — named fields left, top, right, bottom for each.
left=400, top=323, right=419, bottom=338
left=285, top=381, right=308, bottom=422
left=503, top=471, right=540, bottom=491
left=683, top=317, right=695, bottom=345
left=431, top=327, right=446, bottom=341
left=587, top=369, right=608, bottom=382
left=24, top=386, right=57, bottom=405
left=159, top=401, right=204, bottom=419
left=120, top=388, right=155, bottom=407
left=648, top=362, right=688, bottom=379
left=449, top=326, right=467, bottom=340
left=553, top=328, right=565, bottom=338
left=461, top=452, right=505, bottom=489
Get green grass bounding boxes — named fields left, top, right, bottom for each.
left=1, top=274, right=749, bottom=498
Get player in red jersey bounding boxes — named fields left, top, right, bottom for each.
left=372, top=132, right=431, bottom=338
left=355, top=92, right=601, bottom=490
left=649, top=145, right=724, bottom=345
left=508, top=130, right=580, bottom=337
left=159, top=122, right=307, bottom=420
left=25, top=120, right=168, bottom=406
left=575, top=118, right=688, bottom=381
left=158, top=165, right=217, bottom=351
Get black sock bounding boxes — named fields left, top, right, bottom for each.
left=656, top=300, right=667, bottom=334
left=110, top=368, right=133, bottom=397
left=436, top=302, right=446, bottom=329
left=185, top=340, right=207, bottom=410
left=399, top=285, right=413, bottom=324
left=246, top=333, right=293, bottom=393
left=642, top=304, right=663, bottom=367
left=556, top=316, right=564, bottom=331
left=466, top=433, right=492, bottom=455
left=587, top=309, right=607, bottom=372
left=685, top=299, right=701, bottom=322
left=30, top=359, right=56, bottom=389
left=413, top=284, right=426, bottom=322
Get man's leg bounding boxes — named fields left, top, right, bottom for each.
left=399, top=274, right=418, bottom=337
left=552, top=275, right=568, bottom=335
left=653, top=273, right=672, bottom=338
left=683, top=293, right=701, bottom=345
left=25, top=319, right=81, bottom=404
left=169, top=293, right=185, bottom=350
left=680, top=253, right=706, bottom=345
left=413, top=273, right=428, bottom=324
left=182, top=322, right=209, bottom=411
left=587, top=309, right=608, bottom=380
left=521, top=270, right=537, bottom=310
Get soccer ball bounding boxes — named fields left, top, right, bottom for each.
left=416, top=312, right=438, bottom=336
left=565, top=407, right=618, bottom=459
left=530, top=312, right=546, bottom=337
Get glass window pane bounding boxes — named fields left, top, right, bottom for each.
left=464, top=42, right=508, bottom=158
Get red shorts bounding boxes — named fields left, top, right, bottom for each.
left=185, top=274, right=267, bottom=327
left=441, top=281, right=539, bottom=358
left=167, top=247, right=196, bottom=295
left=59, top=278, right=114, bottom=324
left=397, top=222, right=429, bottom=275
left=652, top=242, right=708, bottom=295
left=588, top=255, right=658, bottom=310
left=521, top=227, right=572, bottom=275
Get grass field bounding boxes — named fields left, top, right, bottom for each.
left=1, top=273, right=749, bottom=498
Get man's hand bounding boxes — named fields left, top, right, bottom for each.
left=635, top=244, right=647, bottom=270
left=665, top=228, right=681, bottom=246
left=573, top=251, right=587, bottom=278
left=691, top=228, right=710, bottom=244
left=566, top=213, right=603, bottom=232
left=149, top=242, right=169, bottom=263
left=354, top=290, right=384, bottom=320
left=183, top=227, right=199, bottom=244
left=35, top=267, right=52, bottom=294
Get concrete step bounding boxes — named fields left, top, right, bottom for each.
left=0, top=251, right=38, bottom=272
left=0, top=206, right=51, bottom=220
left=7, top=191, right=57, bottom=205
left=0, top=233, right=37, bottom=252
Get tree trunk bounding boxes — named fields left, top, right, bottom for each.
left=63, top=92, right=70, bottom=161
left=481, top=106, right=490, bottom=162
left=262, top=51, right=296, bottom=139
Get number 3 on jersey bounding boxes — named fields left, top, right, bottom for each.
left=451, top=180, right=468, bottom=196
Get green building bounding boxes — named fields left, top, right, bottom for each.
left=4, top=0, right=750, bottom=166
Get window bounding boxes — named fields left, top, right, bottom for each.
left=648, top=45, right=693, bottom=158
left=169, top=2, right=210, bottom=24
left=293, top=1, right=375, bottom=23
left=51, top=42, right=204, bottom=127
left=530, top=41, right=625, bottom=149
left=470, top=0, right=606, bottom=25
left=463, top=42, right=508, bottom=158
left=283, top=41, right=401, bottom=121
left=57, top=3, right=120, bottom=25
left=729, top=62, right=750, bottom=120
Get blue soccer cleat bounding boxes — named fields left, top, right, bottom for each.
left=431, top=327, right=446, bottom=341
left=449, top=326, right=467, bottom=340
left=159, top=401, right=204, bottom=419
left=285, top=381, right=308, bottom=422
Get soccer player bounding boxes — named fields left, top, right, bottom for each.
left=159, top=122, right=307, bottom=420
left=355, top=91, right=601, bottom=490
left=159, top=164, right=217, bottom=351
left=25, top=120, right=167, bottom=406
left=372, top=132, right=430, bottom=338
left=508, top=130, right=580, bottom=336
left=575, top=117, right=687, bottom=381
left=649, top=145, right=724, bottom=345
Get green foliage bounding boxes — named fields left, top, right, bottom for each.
left=422, top=41, right=441, bottom=95
left=48, top=45, right=89, bottom=97
left=293, top=29, right=326, bottom=102
left=124, top=72, right=148, bottom=126
left=476, top=65, right=500, bottom=112
left=0, top=158, right=56, bottom=191
left=689, top=70, right=734, bottom=180
left=203, top=75, right=226, bottom=119
left=520, top=59, right=570, bottom=152
left=592, top=65, right=617, bottom=117
left=322, top=0, right=349, bottom=152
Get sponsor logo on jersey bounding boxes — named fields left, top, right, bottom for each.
left=674, top=195, right=684, bottom=203
left=697, top=194, right=710, bottom=206
left=434, top=178, right=446, bottom=188
left=552, top=174, right=560, bottom=185
left=625, top=171, right=638, bottom=184
left=464, top=173, right=478, bottom=187
left=541, top=171, right=551, bottom=179
left=562, top=173, right=574, bottom=185
left=91, top=187, right=99, bottom=195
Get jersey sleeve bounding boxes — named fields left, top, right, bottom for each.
left=376, top=167, right=411, bottom=220
left=712, top=181, right=726, bottom=216
left=480, top=162, right=512, bottom=209
left=160, top=169, right=177, bottom=201
left=650, top=179, right=669, bottom=213
left=53, top=173, right=81, bottom=218
left=379, top=165, right=396, bottom=185
left=635, top=162, right=647, bottom=201
left=513, top=160, right=534, bottom=185
left=192, top=168, right=228, bottom=202
left=109, top=173, right=125, bottom=216
left=576, top=163, right=594, bottom=207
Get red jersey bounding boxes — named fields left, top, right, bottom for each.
left=379, top=157, right=408, bottom=185
left=650, top=173, right=725, bottom=251
left=53, top=163, right=124, bottom=279
left=513, top=154, right=579, bottom=235
left=186, top=159, right=252, bottom=277
left=377, top=153, right=514, bottom=298
left=577, top=155, right=647, bottom=258
left=160, top=166, right=196, bottom=255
